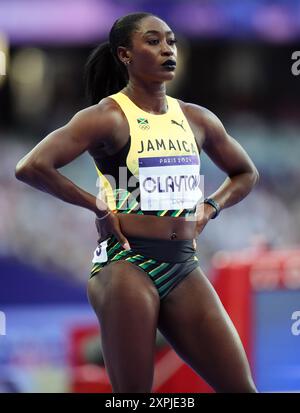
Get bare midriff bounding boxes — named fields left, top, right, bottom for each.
left=118, top=213, right=197, bottom=240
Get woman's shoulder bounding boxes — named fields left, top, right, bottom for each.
left=80, top=97, right=127, bottom=126
left=76, top=98, right=129, bottom=155
left=68, top=98, right=128, bottom=143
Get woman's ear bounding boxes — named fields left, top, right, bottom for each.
left=117, top=46, right=132, bottom=66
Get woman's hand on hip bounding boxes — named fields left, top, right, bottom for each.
left=95, top=211, right=131, bottom=250
left=194, top=202, right=216, bottom=238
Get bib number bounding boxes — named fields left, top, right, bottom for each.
left=92, top=239, right=109, bottom=264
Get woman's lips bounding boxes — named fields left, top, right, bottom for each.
left=161, top=60, right=176, bottom=71
left=161, top=59, right=176, bottom=66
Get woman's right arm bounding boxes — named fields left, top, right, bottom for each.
left=15, top=104, right=114, bottom=215
left=15, top=102, right=131, bottom=249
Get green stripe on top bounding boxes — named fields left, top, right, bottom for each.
left=171, top=209, right=184, bottom=217
left=116, top=190, right=130, bottom=209
left=157, top=210, right=168, bottom=216
left=116, top=207, right=193, bottom=217
left=120, top=198, right=139, bottom=214
left=127, top=198, right=139, bottom=213
left=117, top=192, right=130, bottom=210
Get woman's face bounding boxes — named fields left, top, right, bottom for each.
left=122, top=16, right=178, bottom=83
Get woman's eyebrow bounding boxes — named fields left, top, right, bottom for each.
left=142, top=30, right=174, bottom=36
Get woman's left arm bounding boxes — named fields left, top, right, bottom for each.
left=185, top=103, right=259, bottom=231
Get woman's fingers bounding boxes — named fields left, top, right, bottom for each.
left=111, top=215, right=131, bottom=250
left=114, top=232, right=131, bottom=250
left=96, top=212, right=131, bottom=250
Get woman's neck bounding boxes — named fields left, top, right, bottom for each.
left=123, top=80, right=168, bottom=115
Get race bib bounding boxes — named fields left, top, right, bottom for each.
left=139, top=155, right=202, bottom=210
left=92, top=239, right=109, bottom=264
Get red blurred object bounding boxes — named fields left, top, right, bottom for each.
left=68, top=324, right=212, bottom=393
left=68, top=325, right=112, bottom=393
left=213, top=247, right=300, bottom=369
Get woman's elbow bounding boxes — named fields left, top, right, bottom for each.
left=15, top=158, right=44, bottom=182
left=245, top=166, right=259, bottom=190
left=15, top=158, right=31, bottom=181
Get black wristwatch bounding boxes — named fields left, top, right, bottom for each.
left=203, top=197, right=221, bottom=219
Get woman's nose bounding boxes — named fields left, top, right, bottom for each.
left=161, top=42, right=174, bottom=56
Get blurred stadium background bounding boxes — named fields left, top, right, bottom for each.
left=1, top=0, right=300, bottom=393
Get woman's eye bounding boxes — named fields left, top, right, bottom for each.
left=147, top=39, right=159, bottom=45
left=147, top=38, right=177, bottom=46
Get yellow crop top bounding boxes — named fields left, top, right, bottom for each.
left=93, top=92, right=202, bottom=217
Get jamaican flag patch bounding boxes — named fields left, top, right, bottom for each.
left=137, top=117, right=150, bottom=130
